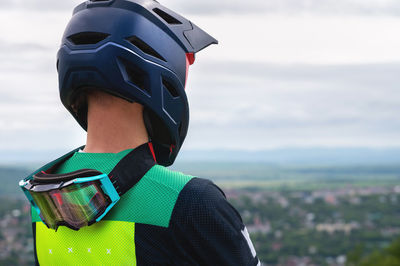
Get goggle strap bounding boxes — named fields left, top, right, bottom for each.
left=33, top=169, right=103, bottom=183
left=107, top=142, right=156, bottom=196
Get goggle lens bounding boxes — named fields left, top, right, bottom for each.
left=30, top=181, right=110, bottom=230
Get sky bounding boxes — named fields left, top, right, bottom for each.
left=0, top=0, right=399, bottom=159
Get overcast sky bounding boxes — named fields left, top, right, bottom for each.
left=0, top=0, right=399, bottom=157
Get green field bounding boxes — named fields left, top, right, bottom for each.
left=215, top=178, right=400, bottom=190
left=172, top=162, right=400, bottom=190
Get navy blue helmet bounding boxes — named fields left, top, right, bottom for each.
left=57, top=0, right=218, bottom=166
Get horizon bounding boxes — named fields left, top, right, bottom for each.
left=1, top=146, right=400, bottom=166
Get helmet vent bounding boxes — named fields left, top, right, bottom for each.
left=67, top=32, right=109, bottom=45
left=119, top=58, right=151, bottom=96
left=126, top=36, right=166, bottom=62
left=153, top=8, right=182, bottom=25
left=162, top=78, right=179, bottom=98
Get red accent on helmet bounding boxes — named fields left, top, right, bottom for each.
left=184, top=53, right=195, bottom=89
left=148, top=142, right=157, bottom=163
left=169, top=144, right=176, bottom=154
left=186, top=53, right=195, bottom=65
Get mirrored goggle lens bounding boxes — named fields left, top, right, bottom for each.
left=30, top=181, right=110, bottom=230
left=31, top=191, right=62, bottom=229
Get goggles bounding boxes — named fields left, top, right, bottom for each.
left=19, top=142, right=157, bottom=231
left=19, top=169, right=120, bottom=231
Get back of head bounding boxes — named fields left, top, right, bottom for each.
left=57, top=0, right=217, bottom=166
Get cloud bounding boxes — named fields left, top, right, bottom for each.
left=0, top=0, right=81, bottom=11
left=0, top=40, right=55, bottom=73
left=183, top=61, right=400, bottom=149
left=194, top=14, right=400, bottom=64
left=2, top=0, right=400, bottom=17
left=169, top=0, right=400, bottom=16
left=0, top=41, right=48, bottom=52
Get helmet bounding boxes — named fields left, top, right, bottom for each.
left=57, top=0, right=217, bottom=166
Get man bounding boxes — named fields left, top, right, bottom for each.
left=23, top=0, right=260, bottom=265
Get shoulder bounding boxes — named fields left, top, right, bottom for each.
left=175, top=177, right=229, bottom=211
left=107, top=165, right=195, bottom=227
left=145, top=164, right=194, bottom=188
left=171, top=177, right=243, bottom=228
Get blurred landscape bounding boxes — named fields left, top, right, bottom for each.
left=1, top=149, right=399, bottom=266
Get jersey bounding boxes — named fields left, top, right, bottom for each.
left=30, top=146, right=260, bottom=265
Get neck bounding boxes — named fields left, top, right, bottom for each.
left=83, top=92, right=149, bottom=153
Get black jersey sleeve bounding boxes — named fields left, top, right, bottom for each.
left=170, top=178, right=260, bottom=266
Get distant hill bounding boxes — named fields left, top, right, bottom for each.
left=0, top=167, right=31, bottom=197
left=1, top=147, right=400, bottom=166
left=177, top=147, right=400, bottom=165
